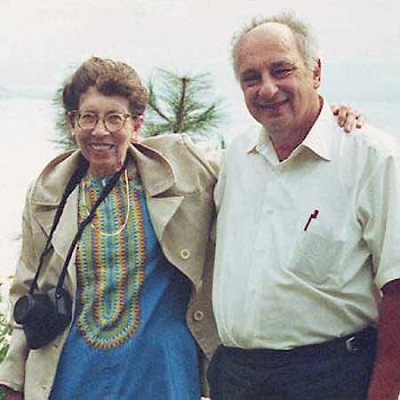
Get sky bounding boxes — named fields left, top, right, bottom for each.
left=1, top=0, right=399, bottom=138
left=1, top=0, right=399, bottom=90
left=0, top=0, right=399, bottom=286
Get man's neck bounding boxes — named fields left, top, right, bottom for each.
left=270, top=97, right=323, bottom=161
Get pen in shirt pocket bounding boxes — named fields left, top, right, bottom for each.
left=303, top=209, right=319, bottom=231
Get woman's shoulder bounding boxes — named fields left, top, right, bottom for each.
left=29, top=150, right=82, bottom=202
left=140, top=134, right=222, bottom=175
left=40, top=150, right=79, bottom=172
left=140, top=133, right=188, bottom=149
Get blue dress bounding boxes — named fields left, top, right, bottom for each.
left=50, top=165, right=200, bottom=399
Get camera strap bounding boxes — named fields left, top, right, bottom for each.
left=29, top=156, right=128, bottom=298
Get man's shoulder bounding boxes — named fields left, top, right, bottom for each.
left=349, top=123, right=400, bottom=159
left=223, top=127, right=260, bottom=159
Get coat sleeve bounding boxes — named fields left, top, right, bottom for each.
left=181, top=135, right=223, bottom=179
left=0, top=185, right=37, bottom=392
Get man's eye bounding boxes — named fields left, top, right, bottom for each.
left=273, top=68, right=294, bottom=78
left=241, top=73, right=260, bottom=85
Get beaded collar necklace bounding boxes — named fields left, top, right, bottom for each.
left=81, top=169, right=130, bottom=236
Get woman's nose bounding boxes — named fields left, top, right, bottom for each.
left=92, top=118, right=109, bottom=135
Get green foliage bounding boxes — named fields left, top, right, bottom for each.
left=142, top=69, right=224, bottom=143
left=0, top=316, right=11, bottom=364
left=52, top=68, right=225, bottom=151
left=0, top=284, right=12, bottom=365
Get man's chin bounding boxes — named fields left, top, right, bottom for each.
left=260, top=117, right=291, bottom=133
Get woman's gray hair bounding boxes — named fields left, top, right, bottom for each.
left=231, top=11, right=320, bottom=79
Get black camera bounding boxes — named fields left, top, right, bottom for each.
left=14, top=288, right=72, bottom=350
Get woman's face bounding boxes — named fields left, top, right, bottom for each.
left=70, top=86, right=142, bottom=177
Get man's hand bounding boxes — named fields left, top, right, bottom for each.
left=331, top=103, right=366, bottom=133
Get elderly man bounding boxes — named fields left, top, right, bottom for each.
left=209, top=12, right=400, bottom=400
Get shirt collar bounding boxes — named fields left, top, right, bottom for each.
left=245, top=99, right=334, bottom=162
left=245, top=126, right=268, bottom=154
left=301, top=101, right=334, bottom=161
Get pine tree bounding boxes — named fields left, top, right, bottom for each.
left=142, top=69, right=224, bottom=144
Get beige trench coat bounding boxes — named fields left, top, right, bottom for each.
left=0, top=134, right=220, bottom=399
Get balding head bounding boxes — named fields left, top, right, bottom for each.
left=232, top=12, right=319, bottom=79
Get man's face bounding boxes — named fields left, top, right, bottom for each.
left=237, top=23, right=321, bottom=137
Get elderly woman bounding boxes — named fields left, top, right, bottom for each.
left=0, top=57, right=219, bottom=400
left=0, top=57, right=362, bottom=400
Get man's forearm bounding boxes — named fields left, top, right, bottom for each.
left=367, top=279, right=400, bottom=400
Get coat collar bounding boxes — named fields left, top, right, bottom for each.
left=30, top=142, right=176, bottom=206
left=29, top=141, right=181, bottom=285
left=129, top=141, right=176, bottom=196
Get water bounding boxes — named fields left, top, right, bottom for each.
left=0, top=98, right=58, bottom=286
left=0, top=97, right=400, bottom=284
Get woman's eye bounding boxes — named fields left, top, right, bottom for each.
left=80, top=113, right=97, bottom=123
left=106, top=114, right=123, bottom=124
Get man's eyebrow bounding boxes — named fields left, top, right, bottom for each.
left=240, top=69, right=259, bottom=78
left=271, top=60, right=297, bottom=68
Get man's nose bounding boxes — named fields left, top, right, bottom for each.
left=258, top=75, right=278, bottom=98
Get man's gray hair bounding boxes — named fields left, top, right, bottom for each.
left=231, top=11, right=320, bottom=79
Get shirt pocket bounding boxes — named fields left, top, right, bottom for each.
left=285, top=230, right=344, bottom=285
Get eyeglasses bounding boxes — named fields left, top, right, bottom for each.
left=72, top=112, right=134, bottom=133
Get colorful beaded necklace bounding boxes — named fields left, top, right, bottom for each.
left=76, top=165, right=146, bottom=350
left=80, top=169, right=130, bottom=236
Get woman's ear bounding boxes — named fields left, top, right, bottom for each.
left=67, top=111, right=77, bottom=137
left=130, top=115, right=144, bottom=143
left=133, top=115, right=144, bottom=132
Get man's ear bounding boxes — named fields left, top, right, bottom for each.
left=313, top=59, right=322, bottom=89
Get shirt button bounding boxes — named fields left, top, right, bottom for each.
left=180, top=249, right=191, bottom=260
left=193, top=310, right=204, bottom=321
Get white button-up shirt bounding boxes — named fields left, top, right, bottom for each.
left=213, top=102, right=400, bottom=350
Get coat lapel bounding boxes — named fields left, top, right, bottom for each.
left=145, top=196, right=183, bottom=240
left=130, top=143, right=184, bottom=240
left=30, top=152, right=81, bottom=290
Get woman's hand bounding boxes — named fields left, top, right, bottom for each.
left=0, top=386, right=23, bottom=400
left=331, top=103, right=366, bottom=133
